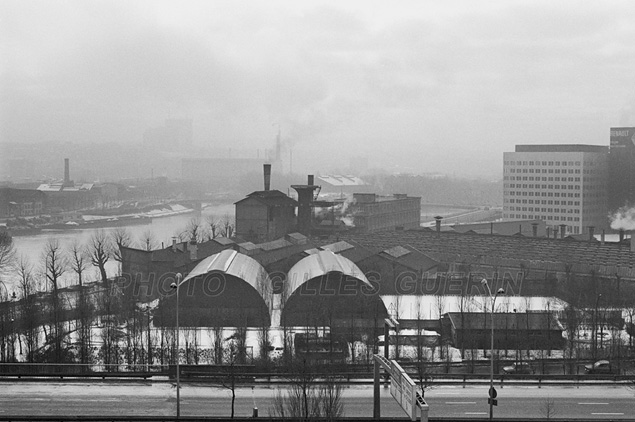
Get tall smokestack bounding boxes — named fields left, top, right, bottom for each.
left=263, top=164, right=271, bottom=191
left=588, top=226, right=595, bottom=241
left=64, top=158, right=70, bottom=184
left=291, top=175, right=318, bottom=235
left=601, top=230, right=605, bottom=245
left=559, top=224, right=566, bottom=239
left=434, top=216, right=443, bottom=236
left=619, top=229, right=625, bottom=242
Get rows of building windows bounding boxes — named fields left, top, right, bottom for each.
left=504, top=206, right=580, bottom=213
left=505, top=199, right=580, bottom=205
left=503, top=176, right=602, bottom=182
left=504, top=182, right=582, bottom=188
left=505, top=168, right=581, bottom=174
left=505, top=191, right=581, bottom=197
left=501, top=213, right=581, bottom=222
left=503, top=160, right=586, bottom=166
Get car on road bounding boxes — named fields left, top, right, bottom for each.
left=584, top=360, right=611, bottom=374
left=502, top=362, right=534, bottom=375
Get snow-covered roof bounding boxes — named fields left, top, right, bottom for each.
left=287, top=249, right=369, bottom=295
left=182, top=249, right=271, bottom=308
left=381, top=295, right=568, bottom=320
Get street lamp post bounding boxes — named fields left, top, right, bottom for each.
left=482, top=279, right=504, bottom=421
left=593, top=294, right=602, bottom=359
left=170, top=273, right=183, bottom=419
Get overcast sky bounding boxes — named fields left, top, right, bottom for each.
left=2, top=0, right=635, bottom=178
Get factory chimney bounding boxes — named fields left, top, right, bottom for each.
left=588, top=226, right=595, bottom=241
left=559, top=224, right=566, bottom=239
left=434, top=216, right=443, bottom=236
left=619, top=229, right=625, bottom=242
left=291, top=175, right=318, bottom=235
left=63, top=158, right=73, bottom=187
left=601, top=230, right=605, bottom=245
left=263, top=164, right=271, bottom=191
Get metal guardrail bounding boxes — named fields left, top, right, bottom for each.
left=1, top=369, right=632, bottom=385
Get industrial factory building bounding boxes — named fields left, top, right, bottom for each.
left=503, top=144, right=609, bottom=236
left=234, top=164, right=297, bottom=243
left=158, top=249, right=273, bottom=327
left=153, top=247, right=389, bottom=329
left=348, top=193, right=421, bottom=232
left=233, top=166, right=422, bottom=239
left=608, top=127, right=635, bottom=213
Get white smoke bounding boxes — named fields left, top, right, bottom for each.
left=340, top=195, right=356, bottom=214
left=341, top=216, right=355, bottom=227
left=610, top=206, right=635, bottom=230
left=338, top=195, right=358, bottom=227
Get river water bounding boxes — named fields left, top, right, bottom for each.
left=4, top=203, right=234, bottom=293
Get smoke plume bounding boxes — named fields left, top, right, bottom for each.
left=610, top=206, right=635, bottom=230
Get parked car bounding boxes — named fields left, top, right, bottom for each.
left=502, top=362, right=534, bottom=375
left=584, top=360, right=612, bottom=374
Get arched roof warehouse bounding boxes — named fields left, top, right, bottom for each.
left=159, top=249, right=272, bottom=327
left=281, top=250, right=388, bottom=327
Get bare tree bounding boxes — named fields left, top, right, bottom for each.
left=206, top=215, right=220, bottom=240
left=139, top=230, right=158, bottom=251
left=89, top=230, right=112, bottom=284
left=221, top=214, right=235, bottom=238
left=16, top=256, right=39, bottom=362
left=0, top=231, right=16, bottom=277
left=540, top=396, right=557, bottom=419
left=219, top=341, right=241, bottom=419
left=270, top=359, right=345, bottom=420
left=415, top=296, right=434, bottom=397
left=69, top=241, right=89, bottom=287
left=68, top=241, right=93, bottom=363
left=434, top=294, right=445, bottom=360
left=183, top=218, right=204, bottom=243
left=43, top=238, right=67, bottom=362
left=212, top=325, right=224, bottom=364
left=111, top=228, right=132, bottom=266
left=0, top=231, right=16, bottom=356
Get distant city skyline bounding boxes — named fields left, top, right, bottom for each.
left=2, top=1, right=635, bottom=179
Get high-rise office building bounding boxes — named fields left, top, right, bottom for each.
left=608, top=127, right=635, bottom=213
left=503, top=145, right=608, bottom=236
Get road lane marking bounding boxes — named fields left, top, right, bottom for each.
left=446, top=401, right=477, bottom=405
left=579, top=402, right=608, bottom=405
left=465, top=412, right=487, bottom=415
left=592, top=413, right=624, bottom=416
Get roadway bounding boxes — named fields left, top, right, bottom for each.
left=0, top=381, right=633, bottom=419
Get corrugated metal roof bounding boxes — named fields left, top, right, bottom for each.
left=317, top=175, right=366, bottom=186
left=321, top=241, right=354, bottom=254
left=287, top=249, right=369, bottom=295
left=182, top=249, right=271, bottom=308
left=37, top=184, right=63, bottom=192
left=343, top=229, right=635, bottom=274
left=383, top=245, right=411, bottom=259
left=259, top=238, right=292, bottom=251
left=381, top=295, right=567, bottom=320
left=214, top=237, right=235, bottom=245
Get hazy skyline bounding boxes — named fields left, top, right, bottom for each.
left=2, top=0, right=635, bottom=178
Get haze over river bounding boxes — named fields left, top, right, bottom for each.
left=5, top=204, right=234, bottom=293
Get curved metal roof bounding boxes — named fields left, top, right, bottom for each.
left=286, top=249, right=369, bottom=295
left=182, top=249, right=271, bottom=309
